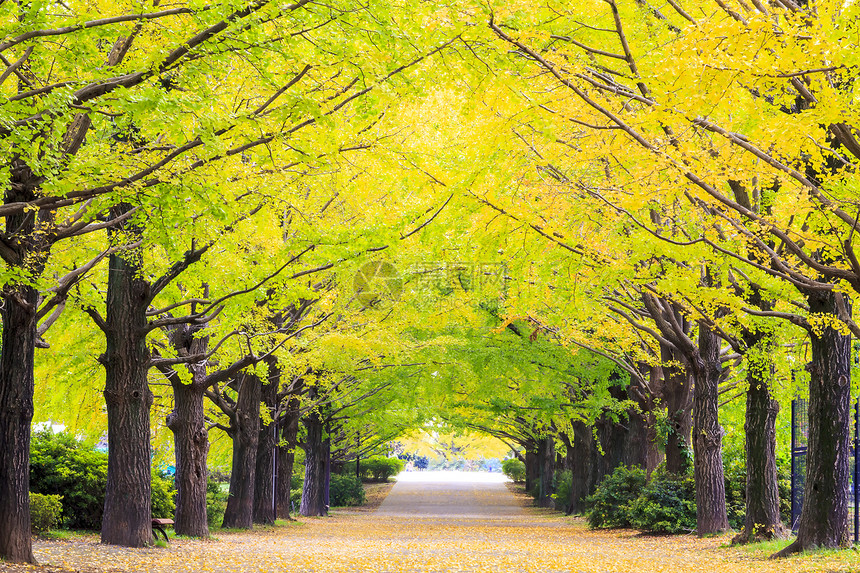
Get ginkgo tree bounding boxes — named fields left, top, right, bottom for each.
left=0, top=0, right=472, bottom=561
left=481, top=0, right=860, bottom=552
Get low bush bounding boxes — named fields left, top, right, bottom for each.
left=30, top=493, right=63, bottom=533
left=585, top=465, right=646, bottom=529
left=151, top=471, right=176, bottom=519
left=30, top=429, right=176, bottom=528
left=501, top=459, right=526, bottom=483
left=329, top=474, right=366, bottom=507
left=207, top=478, right=228, bottom=528
left=30, top=430, right=108, bottom=529
left=552, top=470, right=572, bottom=513
left=291, top=472, right=303, bottom=490
left=360, top=456, right=404, bottom=481
left=290, top=488, right=302, bottom=510
left=627, top=468, right=696, bottom=534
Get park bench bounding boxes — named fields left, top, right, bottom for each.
left=152, top=518, right=174, bottom=543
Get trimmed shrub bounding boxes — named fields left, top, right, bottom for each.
left=30, top=429, right=177, bottom=529
left=627, top=468, right=697, bottom=534
left=151, top=471, right=176, bottom=519
left=329, top=474, right=366, bottom=507
left=501, top=458, right=526, bottom=483
left=207, top=478, right=228, bottom=528
left=585, top=465, right=646, bottom=528
left=30, top=493, right=63, bottom=533
left=30, top=429, right=108, bottom=529
left=360, top=456, right=404, bottom=481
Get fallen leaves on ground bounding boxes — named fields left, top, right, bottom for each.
left=2, top=478, right=858, bottom=573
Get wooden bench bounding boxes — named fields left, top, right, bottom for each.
left=152, top=518, right=174, bottom=543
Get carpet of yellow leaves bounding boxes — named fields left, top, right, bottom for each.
left=2, top=476, right=858, bottom=572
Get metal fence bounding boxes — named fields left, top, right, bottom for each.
left=791, top=397, right=860, bottom=542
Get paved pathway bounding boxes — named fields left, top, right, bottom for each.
left=14, top=471, right=860, bottom=573
left=376, top=471, right=526, bottom=519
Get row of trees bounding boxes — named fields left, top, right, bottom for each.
left=0, top=0, right=467, bottom=562
left=444, top=0, right=860, bottom=558
left=3, top=0, right=860, bottom=564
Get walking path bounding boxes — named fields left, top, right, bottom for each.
left=375, top=470, right=525, bottom=519
left=4, top=471, right=859, bottom=573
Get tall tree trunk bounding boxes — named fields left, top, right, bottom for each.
left=524, top=447, right=538, bottom=495
left=166, top=377, right=209, bottom=537
left=691, top=324, right=729, bottom=535
left=0, top=285, right=37, bottom=563
left=538, top=436, right=554, bottom=508
left=222, top=373, right=261, bottom=529
left=774, top=291, right=851, bottom=557
left=300, top=409, right=328, bottom=517
left=252, top=365, right=278, bottom=525
left=0, top=164, right=51, bottom=563
left=100, top=224, right=154, bottom=547
left=567, top=422, right=594, bottom=514
left=733, top=332, right=785, bottom=544
left=276, top=397, right=300, bottom=519
left=661, top=344, right=693, bottom=474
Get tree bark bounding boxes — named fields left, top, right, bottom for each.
left=567, top=422, right=595, bottom=514
left=733, top=332, right=785, bottom=544
left=691, top=323, right=730, bottom=535
left=0, top=285, right=37, bottom=563
left=276, top=397, right=300, bottom=519
left=252, top=365, right=278, bottom=525
left=0, top=162, right=51, bottom=563
left=100, top=223, right=154, bottom=547
left=300, top=409, right=328, bottom=516
left=774, top=290, right=851, bottom=557
left=524, top=447, right=539, bottom=495
left=166, top=376, right=209, bottom=537
left=661, top=343, right=693, bottom=474
left=222, top=372, right=261, bottom=529
left=537, top=436, right=555, bottom=508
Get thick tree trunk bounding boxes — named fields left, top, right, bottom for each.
left=537, top=436, right=554, bottom=508
left=252, top=368, right=278, bottom=525
left=276, top=398, right=300, bottom=519
left=100, top=237, right=154, bottom=547
left=166, top=378, right=209, bottom=537
left=774, top=291, right=851, bottom=557
left=0, top=286, right=37, bottom=563
left=222, top=373, right=261, bottom=529
left=661, top=344, right=693, bottom=474
left=733, top=333, right=785, bottom=545
left=524, top=448, right=539, bottom=495
left=568, top=422, right=595, bottom=514
left=691, top=324, right=729, bottom=535
left=300, top=410, right=328, bottom=517
left=0, top=165, right=51, bottom=563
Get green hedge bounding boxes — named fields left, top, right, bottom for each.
left=329, top=474, right=366, bottom=507
left=30, top=430, right=108, bottom=529
left=627, top=469, right=696, bottom=534
left=30, top=429, right=175, bottom=529
left=207, top=478, right=228, bottom=528
left=501, top=459, right=526, bottom=483
left=30, top=493, right=63, bottom=533
left=360, top=456, right=404, bottom=481
left=585, top=465, right=646, bottom=529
